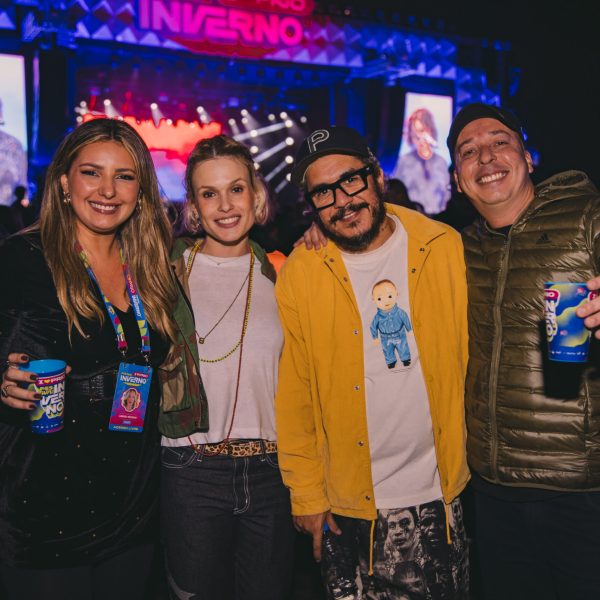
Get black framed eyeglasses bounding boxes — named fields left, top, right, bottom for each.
left=307, top=165, right=373, bottom=211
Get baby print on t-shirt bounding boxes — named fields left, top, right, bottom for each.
left=370, top=279, right=413, bottom=369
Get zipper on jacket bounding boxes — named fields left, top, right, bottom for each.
left=489, top=230, right=512, bottom=480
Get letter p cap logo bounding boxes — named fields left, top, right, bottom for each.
left=307, top=129, right=330, bottom=153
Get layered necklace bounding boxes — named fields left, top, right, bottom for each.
left=185, top=239, right=254, bottom=364
left=185, top=238, right=255, bottom=457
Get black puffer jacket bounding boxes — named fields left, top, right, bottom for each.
left=463, top=171, right=600, bottom=491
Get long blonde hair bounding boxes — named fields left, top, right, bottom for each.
left=40, top=118, right=177, bottom=341
left=182, top=134, right=270, bottom=233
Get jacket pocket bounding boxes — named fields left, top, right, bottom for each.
left=158, top=345, right=191, bottom=413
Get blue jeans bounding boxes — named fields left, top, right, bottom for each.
left=160, top=446, right=294, bottom=600
left=474, top=489, right=600, bottom=599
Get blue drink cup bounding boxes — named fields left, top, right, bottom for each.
left=544, top=282, right=596, bottom=362
left=19, top=359, right=66, bottom=434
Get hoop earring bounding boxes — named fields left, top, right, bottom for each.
left=63, top=191, right=71, bottom=204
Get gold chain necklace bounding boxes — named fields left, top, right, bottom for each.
left=185, top=239, right=254, bottom=363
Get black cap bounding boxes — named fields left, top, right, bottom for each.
left=447, top=102, right=524, bottom=159
left=291, top=126, right=372, bottom=186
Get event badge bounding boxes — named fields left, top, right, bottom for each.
left=109, top=363, right=152, bottom=433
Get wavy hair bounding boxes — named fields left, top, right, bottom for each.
left=39, top=118, right=177, bottom=341
left=182, top=134, right=270, bottom=233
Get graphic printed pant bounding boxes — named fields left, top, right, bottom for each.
left=321, top=497, right=469, bottom=600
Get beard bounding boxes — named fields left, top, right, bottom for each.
left=314, top=191, right=387, bottom=253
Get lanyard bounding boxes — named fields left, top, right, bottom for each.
left=75, top=240, right=151, bottom=360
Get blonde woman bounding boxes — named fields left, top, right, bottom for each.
left=0, top=118, right=177, bottom=599
left=159, top=135, right=294, bottom=600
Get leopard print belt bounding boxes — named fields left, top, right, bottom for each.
left=192, top=439, right=278, bottom=457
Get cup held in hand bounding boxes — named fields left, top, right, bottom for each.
left=19, top=359, right=66, bottom=434
left=544, top=282, right=596, bottom=363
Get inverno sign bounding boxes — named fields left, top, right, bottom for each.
left=138, top=0, right=313, bottom=56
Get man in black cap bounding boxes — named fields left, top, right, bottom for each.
left=275, top=126, right=470, bottom=598
left=449, top=102, right=600, bottom=599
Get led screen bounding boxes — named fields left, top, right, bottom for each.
left=391, top=92, right=453, bottom=214
left=0, top=54, right=28, bottom=206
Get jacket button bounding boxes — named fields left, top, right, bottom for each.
left=419, top=247, right=425, bottom=252
left=353, top=329, right=359, bottom=335
left=354, top=385, right=360, bottom=391
left=365, top=495, right=371, bottom=501
left=411, top=268, right=416, bottom=273
left=357, top=441, right=364, bottom=446
left=343, top=277, right=348, bottom=282
left=329, top=258, right=334, bottom=263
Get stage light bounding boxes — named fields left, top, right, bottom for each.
left=285, top=137, right=294, bottom=145
left=197, top=106, right=204, bottom=112
left=80, top=100, right=87, bottom=107
left=254, top=162, right=260, bottom=170
left=265, top=159, right=289, bottom=182
left=228, top=118, right=236, bottom=126
left=279, top=111, right=288, bottom=119
left=268, top=114, right=276, bottom=121
left=250, top=145, right=259, bottom=154
left=234, top=122, right=288, bottom=141
left=284, top=119, right=293, bottom=128
left=255, top=139, right=289, bottom=162
left=250, top=130, right=258, bottom=137
left=300, top=116, right=308, bottom=123
left=241, top=117, right=249, bottom=125
left=285, top=155, right=293, bottom=164
left=103, top=98, right=120, bottom=118
left=286, top=173, right=291, bottom=181
left=166, top=119, right=173, bottom=125
left=76, top=116, right=83, bottom=123
left=241, top=109, right=249, bottom=116
left=150, top=102, right=158, bottom=110
left=275, top=177, right=290, bottom=194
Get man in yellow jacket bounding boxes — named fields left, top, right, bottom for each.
left=275, top=126, right=470, bottom=599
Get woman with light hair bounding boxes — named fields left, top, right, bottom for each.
left=159, top=134, right=294, bottom=600
left=0, top=118, right=178, bottom=599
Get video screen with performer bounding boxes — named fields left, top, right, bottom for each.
left=391, top=92, right=453, bottom=214
left=0, top=54, right=28, bottom=207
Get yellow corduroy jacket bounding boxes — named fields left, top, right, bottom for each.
left=275, top=204, right=470, bottom=520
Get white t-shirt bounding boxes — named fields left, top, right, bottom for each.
left=341, top=215, right=442, bottom=508
left=162, top=251, right=283, bottom=447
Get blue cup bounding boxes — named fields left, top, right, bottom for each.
left=544, top=282, right=596, bottom=363
left=19, top=359, right=66, bottom=434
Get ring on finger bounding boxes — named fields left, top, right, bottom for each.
left=1, top=385, right=10, bottom=398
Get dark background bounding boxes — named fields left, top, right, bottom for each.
left=387, top=0, right=600, bottom=186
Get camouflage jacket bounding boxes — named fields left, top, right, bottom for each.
left=157, top=237, right=276, bottom=439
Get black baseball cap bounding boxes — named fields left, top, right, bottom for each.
left=447, top=102, right=524, bottom=159
left=291, top=126, right=373, bottom=186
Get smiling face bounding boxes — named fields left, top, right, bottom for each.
left=123, top=389, right=138, bottom=411
left=307, top=154, right=389, bottom=253
left=60, top=140, right=139, bottom=240
left=372, top=280, right=398, bottom=311
left=453, top=118, right=535, bottom=228
left=191, top=156, right=256, bottom=257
